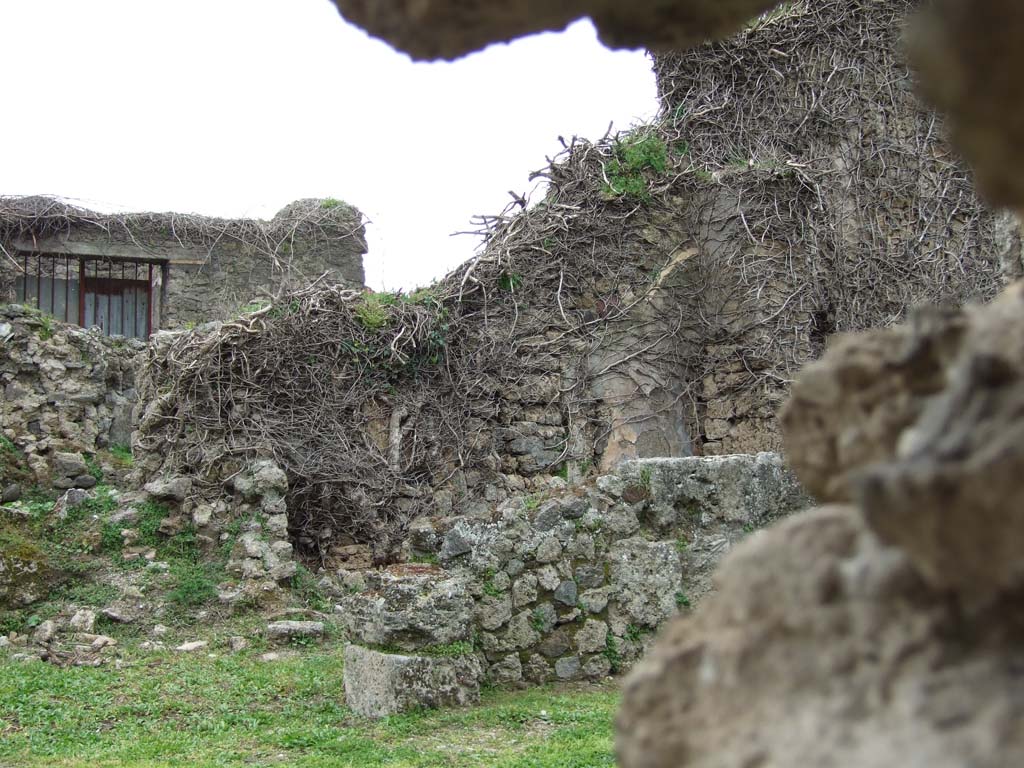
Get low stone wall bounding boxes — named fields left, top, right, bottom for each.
left=1, top=305, right=142, bottom=491
left=337, top=453, right=809, bottom=710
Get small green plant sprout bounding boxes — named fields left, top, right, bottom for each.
left=604, top=633, right=623, bottom=673
left=319, top=197, right=344, bottom=210
left=0, top=434, right=17, bottom=455
left=675, top=591, right=692, bottom=610
left=37, top=314, right=55, bottom=341
left=523, top=495, right=540, bottom=512
left=420, top=641, right=474, bottom=658
left=675, top=535, right=689, bottom=553
left=482, top=568, right=503, bottom=598
left=603, top=133, right=668, bottom=201
left=625, top=624, right=644, bottom=643
left=727, top=152, right=752, bottom=169
left=291, top=564, right=331, bottom=612
left=404, top=287, right=438, bottom=306
left=83, top=454, right=104, bottom=483
left=267, top=299, right=301, bottom=319
left=354, top=291, right=397, bottom=331
left=409, top=552, right=439, bottom=565
left=497, top=272, right=524, bottom=293
left=530, top=606, right=548, bottom=633
left=238, top=300, right=270, bottom=315
left=639, top=466, right=653, bottom=489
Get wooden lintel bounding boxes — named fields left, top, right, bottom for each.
left=11, top=235, right=206, bottom=263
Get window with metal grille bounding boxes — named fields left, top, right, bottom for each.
left=13, top=253, right=159, bottom=339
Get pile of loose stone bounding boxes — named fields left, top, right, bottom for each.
left=137, top=459, right=299, bottom=605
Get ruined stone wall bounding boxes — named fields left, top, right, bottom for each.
left=114, top=2, right=1005, bottom=590
left=647, top=0, right=1004, bottom=454
left=0, top=304, right=143, bottom=490
left=336, top=454, right=808, bottom=690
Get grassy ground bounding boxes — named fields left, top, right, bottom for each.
left=0, top=646, right=619, bottom=768
left=1, top=469, right=619, bottom=766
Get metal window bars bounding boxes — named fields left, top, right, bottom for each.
left=13, top=253, right=156, bottom=339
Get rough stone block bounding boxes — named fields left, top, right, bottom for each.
left=554, top=655, right=581, bottom=680
left=574, top=619, right=608, bottom=654
left=143, top=476, right=192, bottom=502
left=616, top=453, right=810, bottom=530
left=335, top=566, right=473, bottom=651
left=51, top=451, right=87, bottom=478
left=607, top=537, right=682, bottom=629
left=266, top=620, right=325, bottom=643
left=343, top=644, right=483, bottom=719
left=487, top=654, right=523, bottom=685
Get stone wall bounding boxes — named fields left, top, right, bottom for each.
left=158, top=201, right=366, bottom=330
left=336, top=453, right=809, bottom=697
left=0, top=304, right=142, bottom=491
left=0, top=197, right=367, bottom=335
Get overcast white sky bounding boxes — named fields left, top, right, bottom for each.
left=0, top=0, right=657, bottom=290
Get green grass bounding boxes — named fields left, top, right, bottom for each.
left=83, top=454, right=104, bottom=483
left=603, top=635, right=622, bottom=674
left=291, top=563, right=331, bottom=613
left=37, top=315, right=54, bottom=341
left=165, top=560, right=219, bottom=607
left=50, top=581, right=120, bottom=607
left=0, top=648, right=618, bottom=767
left=368, top=641, right=476, bottom=659
left=108, top=444, right=133, bottom=467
